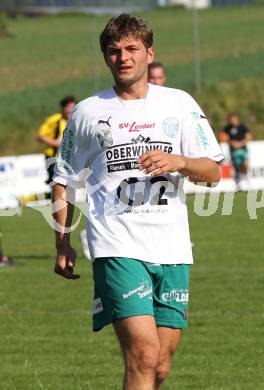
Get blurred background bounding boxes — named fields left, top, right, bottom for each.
left=0, top=1, right=264, bottom=389
left=1, top=0, right=264, bottom=155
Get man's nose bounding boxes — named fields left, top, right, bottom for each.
left=119, top=49, right=129, bottom=62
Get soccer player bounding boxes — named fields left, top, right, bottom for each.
left=148, top=62, right=167, bottom=86
left=52, top=14, right=223, bottom=389
left=78, top=61, right=168, bottom=260
left=79, top=61, right=167, bottom=259
left=222, top=112, right=252, bottom=186
left=37, top=95, right=76, bottom=184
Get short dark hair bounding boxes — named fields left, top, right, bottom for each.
left=228, top=112, right=240, bottom=120
left=100, top=14, right=153, bottom=56
left=148, top=62, right=165, bottom=71
left=148, top=62, right=166, bottom=72
left=60, top=95, right=76, bottom=108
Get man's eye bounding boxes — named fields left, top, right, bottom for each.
left=109, top=49, right=119, bottom=55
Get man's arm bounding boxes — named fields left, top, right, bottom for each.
left=52, top=183, right=80, bottom=279
left=138, top=151, right=220, bottom=184
left=230, top=132, right=252, bottom=149
left=36, top=134, right=61, bottom=148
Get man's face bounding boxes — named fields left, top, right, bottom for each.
left=105, top=37, right=154, bottom=87
left=229, top=115, right=240, bottom=127
left=148, top=66, right=166, bottom=86
left=63, top=102, right=75, bottom=120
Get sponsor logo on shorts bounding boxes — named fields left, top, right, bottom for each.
left=123, top=280, right=153, bottom=300
left=93, top=297, right=103, bottom=314
left=161, top=289, right=189, bottom=304
left=138, top=287, right=153, bottom=299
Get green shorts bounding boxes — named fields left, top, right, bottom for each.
left=230, top=148, right=248, bottom=170
left=92, top=257, right=190, bottom=332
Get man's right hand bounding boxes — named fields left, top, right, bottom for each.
left=54, top=245, right=80, bottom=280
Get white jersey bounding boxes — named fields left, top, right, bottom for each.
left=53, top=84, right=223, bottom=264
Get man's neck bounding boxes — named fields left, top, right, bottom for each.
left=114, top=79, right=149, bottom=101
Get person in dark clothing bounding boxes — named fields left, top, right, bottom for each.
left=223, top=113, right=252, bottom=184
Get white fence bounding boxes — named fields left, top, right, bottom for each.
left=185, top=141, right=264, bottom=193
left=0, top=154, right=49, bottom=211
left=0, top=141, right=264, bottom=211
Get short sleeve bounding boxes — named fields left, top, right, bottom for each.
left=180, top=93, right=224, bottom=163
left=223, top=125, right=229, bottom=134
left=38, top=117, right=54, bottom=137
left=53, top=107, right=91, bottom=188
left=243, top=125, right=250, bottom=133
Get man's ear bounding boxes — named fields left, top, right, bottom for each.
left=147, top=47, right=154, bottom=65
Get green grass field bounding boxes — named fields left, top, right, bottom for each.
left=1, top=192, right=264, bottom=389
left=1, top=5, right=264, bottom=154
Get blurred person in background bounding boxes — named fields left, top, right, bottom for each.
left=222, top=112, right=252, bottom=186
left=148, top=62, right=166, bottom=86
left=37, top=96, right=76, bottom=185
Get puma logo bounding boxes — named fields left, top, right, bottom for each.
left=98, top=116, right=111, bottom=127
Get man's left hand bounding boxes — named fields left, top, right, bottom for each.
left=138, top=151, right=185, bottom=176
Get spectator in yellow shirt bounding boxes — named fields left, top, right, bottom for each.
left=37, top=96, right=76, bottom=184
